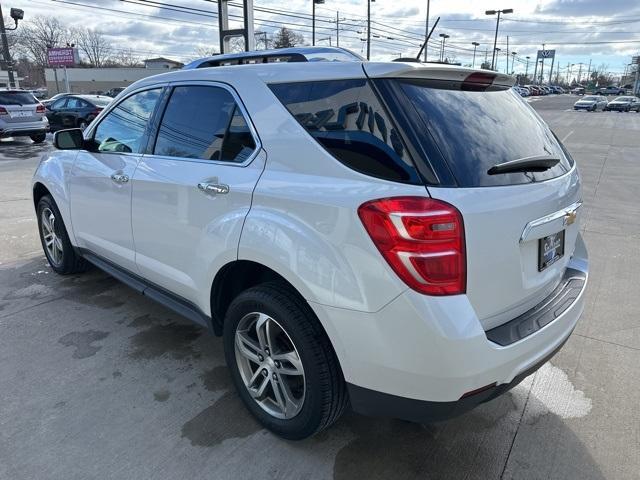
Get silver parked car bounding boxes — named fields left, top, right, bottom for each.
left=573, top=95, right=608, bottom=111
left=0, top=90, right=49, bottom=143
left=604, top=96, right=640, bottom=112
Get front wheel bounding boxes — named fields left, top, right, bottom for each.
left=37, top=195, right=89, bottom=274
left=30, top=133, right=46, bottom=143
left=223, top=283, right=348, bottom=440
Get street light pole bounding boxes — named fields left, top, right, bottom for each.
left=511, top=51, right=517, bottom=75
left=472, top=41, right=480, bottom=68
left=486, top=8, right=513, bottom=71
left=494, top=47, right=501, bottom=72
left=0, top=5, right=23, bottom=88
left=312, top=0, right=325, bottom=46
left=439, top=33, right=449, bottom=62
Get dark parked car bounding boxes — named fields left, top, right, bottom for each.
left=46, top=95, right=112, bottom=131
left=599, top=86, right=625, bottom=96
left=106, top=87, right=126, bottom=97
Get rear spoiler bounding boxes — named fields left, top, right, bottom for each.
left=364, top=62, right=515, bottom=89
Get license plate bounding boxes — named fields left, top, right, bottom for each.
left=9, top=110, right=31, bottom=118
left=538, top=231, right=565, bottom=271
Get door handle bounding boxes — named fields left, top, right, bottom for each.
left=198, top=182, right=229, bottom=195
left=110, top=172, right=129, bottom=184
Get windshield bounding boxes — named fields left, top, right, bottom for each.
left=582, top=96, right=599, bottom=101
left=388, top=79, right=573, bottom=187
left=613, top=97, right=634, bottom=102
left=0, top=91, right=38, bottom=105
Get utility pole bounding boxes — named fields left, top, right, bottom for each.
left=586, top=58, right=592, bottom=85
left=336, top=11, right=340, bottom=47
left=505, top=36, right=509, bottom=74
left=577, top=63, right=583, bottom=84
left=539, top=43, right=545, bottom=84
left=486, top=8, right=513, bottom=71
left=525, top=56, right=530, bottom=82
left=511, top=51, right=516, bottom=75
left=471, top=42, right=480, bottom=68
left=367, top=0, right=375, bottom=60
left=423, top=0, right=430, bottom=62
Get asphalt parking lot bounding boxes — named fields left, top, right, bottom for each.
left=1, top=94, right=638, bottom=480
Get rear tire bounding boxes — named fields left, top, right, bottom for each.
left=30, top=133, right=46, bottom=143
left=223, top=282, right=348, bottom=440
left=36, top=195, right=89, bottom=275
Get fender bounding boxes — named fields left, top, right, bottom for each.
left=32, top=150, right=80, bottom=246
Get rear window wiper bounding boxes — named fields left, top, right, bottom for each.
left=487, top=155, right=561, bottom=175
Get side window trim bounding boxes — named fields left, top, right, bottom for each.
left=143, top=80, right=262, bottom=167
left=84, top=84, right=167, bottom=155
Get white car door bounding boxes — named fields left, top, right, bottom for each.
left=131, top=82, right=264, bottom=313
left=69, top=88, right=163, bottom=272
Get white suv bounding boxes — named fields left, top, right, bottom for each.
left=32, top=48, right=588, bottom=440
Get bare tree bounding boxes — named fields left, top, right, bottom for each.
left=109, top=48, right=142, bottom=67
left=272, top=27, right=304, bottom=49
left=75, top=27, right=111, bottom=67
left=17, top=16, right=74, bottom=67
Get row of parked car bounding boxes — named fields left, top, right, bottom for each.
left=513, top=85, right=566, bottom=97
left=0, top=89, right=114, bottom=143
left=573, top=95, right=640, bottom=112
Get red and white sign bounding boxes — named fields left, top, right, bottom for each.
left=47, top=47, right=79, bottom=67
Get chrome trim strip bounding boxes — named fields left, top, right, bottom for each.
left=519, top=200, right=583, bottom=243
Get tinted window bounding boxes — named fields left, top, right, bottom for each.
left=50, top=98, right=67, bottom=110
left=269, top=79, right=420, bottom=184
left=93, top=88, right=161, bottom=154
left=66, top=98, right=85, bottom=109
left=394, top=79, right=573, bottom=187
left=153, top=86, right=255, bottom=162
left=0, top=91, right=37, bottom=105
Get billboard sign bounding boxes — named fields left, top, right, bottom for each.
left=537, top=49, right=556, bottom=60
left=47, top=47, right=79, bottom=67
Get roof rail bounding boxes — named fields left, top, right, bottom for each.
left=183, top=46, right=364, bottom=70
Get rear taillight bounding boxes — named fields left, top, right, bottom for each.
left=0, top=107, right=7, bottom=115
left=36, top=104, right=46, bottom=113
left=358, top=197, right=466, bottom=296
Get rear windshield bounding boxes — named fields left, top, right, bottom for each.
left=0, top=91, right=38, bottom=105
left=90, top=97, right=112, bottom=107
left=391, top=79, right=573, bottom=187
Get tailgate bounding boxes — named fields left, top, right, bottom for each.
left=429, top=168, right=582, bottom=329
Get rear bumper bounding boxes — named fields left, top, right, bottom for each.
left=0, top=120, right=49, bottom=138
left=311, top=234, right=588, bottom=421
left=347, top=331, right=570, bottom=423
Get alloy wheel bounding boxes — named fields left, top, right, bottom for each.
left=234, top=312, right=305, bottom=419
left=41, top=207, right=64, bottom=267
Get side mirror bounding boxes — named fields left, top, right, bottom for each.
left=54, top=128, right=84, bottom=150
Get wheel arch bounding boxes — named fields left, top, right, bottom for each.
left=210, top=260, right=307, bottom=334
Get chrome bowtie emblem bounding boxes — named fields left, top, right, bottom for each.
left=564, top=211, right=577, bottom=226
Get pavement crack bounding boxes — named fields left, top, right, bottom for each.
left=499, top=371, right=537, bottom=480
left=0, top=295, right=65, bottom=320
left=574, top=333, right=640, bottom=352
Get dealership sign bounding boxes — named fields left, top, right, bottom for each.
left=536, top=49, right=556, bottom=60
left=47, top=47, right=79, bottom=67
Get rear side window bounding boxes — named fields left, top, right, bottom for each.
left=153, top=85, right=256, bottom=162
left=0, top=91, right=37, bottom=105
left=393, top=79, right=573, bottom=187
left=269, top=79, right=420, bottom=184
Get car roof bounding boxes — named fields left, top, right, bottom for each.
left=130, top=57, right=514, bottom=93
left=183, top=46, right=364, bottom=69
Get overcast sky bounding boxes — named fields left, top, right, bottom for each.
left=9, top=0, right=640, bottom=79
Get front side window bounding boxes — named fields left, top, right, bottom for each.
left=93, top=88, right=161, bottom=154
left=50, top=98, right=67, bottom=110
left=153, top=85, right=256, bottom=162
left=269, top=79, right=420, bottom=184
